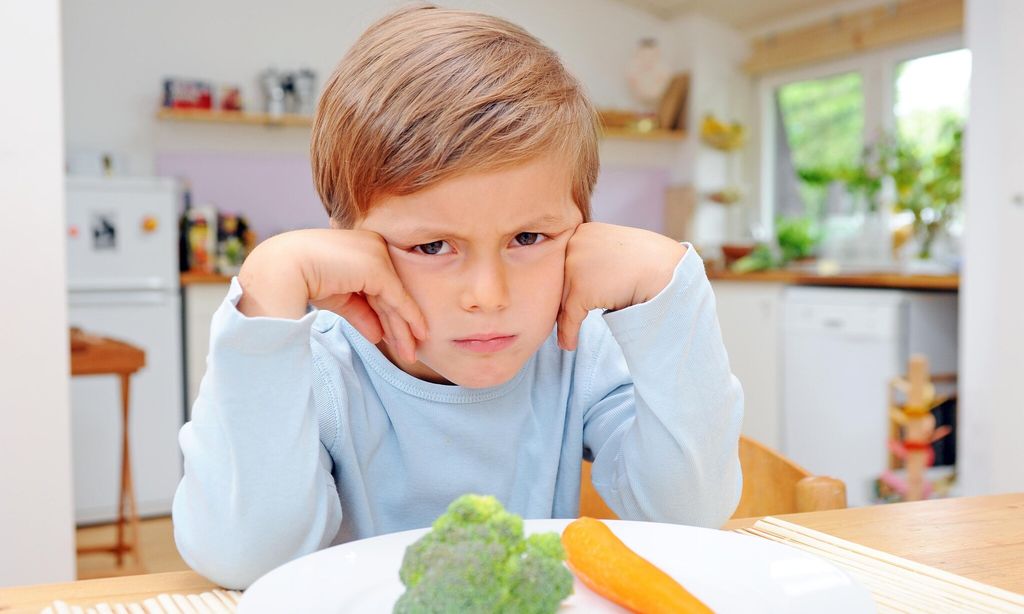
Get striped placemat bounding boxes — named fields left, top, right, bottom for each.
left=735, top=517, right=1024, bottom=613
left=41, top=589, right=240, bottom=614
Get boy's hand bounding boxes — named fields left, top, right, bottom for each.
left=557, top=222, right=686, bottom=351
left=237, top=229, right=428, bottom=363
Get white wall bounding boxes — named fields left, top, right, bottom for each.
left=0, top=0, right=77, bottom=587
left=61, top=0, right=669, bottom=172
left=665, top=14, right=753, bottom=247
left=959, top=0, right=1024, bottom=495
left=61, top=1, right=758, bottom=245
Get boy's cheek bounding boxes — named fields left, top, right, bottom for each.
left=397, top=272, right=444, bottom=314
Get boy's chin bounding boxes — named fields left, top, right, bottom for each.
left=426, top=356, right=526, bottom=389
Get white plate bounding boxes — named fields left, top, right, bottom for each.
left=239, top=519, right=875, bottom=613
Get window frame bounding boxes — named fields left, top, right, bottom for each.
left=754, top=33, right=964, bottom=231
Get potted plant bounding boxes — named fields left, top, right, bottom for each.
left=890, top=128, right=962, bottom=262
left=730, top=215, right=820, bottom=273
left=853, top=126, right=963, bottom=265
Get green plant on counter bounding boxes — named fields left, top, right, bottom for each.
left=730, top=244, right=776, bottom=273
left=792, top=124, right=963, bottom=260
left=843, top=124, right=963, bottom=259
left=730, top=216, right=821, bottom=273
left=888, top=127, right=962, bottom=259
left=796, top=145, right=886, bottom=214
left=776, top=215, right=819, bottom=262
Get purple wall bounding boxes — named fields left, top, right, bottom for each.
left=156, top=151, right=668, bottom=242
left=156, top=152, right=329, bottom=241
left=591, top=166, right=669, bottom=233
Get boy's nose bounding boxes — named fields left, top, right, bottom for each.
left=460, top=258, right=510, bottom=312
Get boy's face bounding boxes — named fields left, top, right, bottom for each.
left=353, top=155, right=583, bottom=388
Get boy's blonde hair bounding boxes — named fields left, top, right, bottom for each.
left=311, top=3, right=599, bottom=228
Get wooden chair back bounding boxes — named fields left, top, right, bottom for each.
left=579, top=435, right=847, bottom=521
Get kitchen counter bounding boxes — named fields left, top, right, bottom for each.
left=180, top=272, right=234, bottom=285
left=706, top=266, right=959, bottom=291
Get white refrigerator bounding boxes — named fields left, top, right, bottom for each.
left=65, top=176, right=185, bottom=524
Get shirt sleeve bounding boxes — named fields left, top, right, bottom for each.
left=578, top=247, right=744, bottom=528
left=172, top=278, right=342, bottom=589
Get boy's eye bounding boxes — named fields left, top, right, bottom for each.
left=413, top=240, right=452, bottom=255
left=513, top=232, right=545, bottom=246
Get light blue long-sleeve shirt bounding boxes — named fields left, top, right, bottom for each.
left=172, top=247, right=743, bottom=589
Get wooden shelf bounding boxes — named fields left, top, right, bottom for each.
left=156, top=108, right=685, bottom=141
left=156, top=108, right=312, bottom=127
left=600, top=126, right=686, bottom=141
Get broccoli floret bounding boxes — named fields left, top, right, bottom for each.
left=394, top=494, right=573, bottom=614
left=432, top=495, right=524, bottom=553
left=394, top=539, right=511, bottom=613
left=498, top=533, right=575, bottom=614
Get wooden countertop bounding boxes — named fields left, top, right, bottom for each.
left=707, top=267, right=960, bottom=290
left=180, top=272, right=234, bottom=286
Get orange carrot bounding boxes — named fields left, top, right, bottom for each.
left=561, top=517, right=714, bottom=614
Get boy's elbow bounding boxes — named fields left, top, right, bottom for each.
left=706, top=462, right=743, bottom=528
left=175, top=529, right=269, bottom=590
left=172, top=499, right=276, bottom=589
left=672, top=455, right=742, bottom=529
left=173, top=511, right=312, bottom=590
left=171, top=483, right=342, bottom=589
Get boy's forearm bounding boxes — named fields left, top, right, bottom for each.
left=173, top=280, right=342, bottom=588
left=596, top=250, right=743, bottom=526
left=237, top=232, right=311, bottom=319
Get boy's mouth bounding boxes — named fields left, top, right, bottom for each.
left=452, top=334, right=517, bottom=353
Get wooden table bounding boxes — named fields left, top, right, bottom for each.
left=69, top=334, right=147, bottom=568
left=2, top=493, right=1021, bottom=612
left=723, top=492, right=1024, bottom=595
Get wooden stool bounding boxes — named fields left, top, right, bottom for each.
left=70, top=329, right=147, bottom=567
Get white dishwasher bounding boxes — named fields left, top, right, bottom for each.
left=781, top=287, right=957, bottom=507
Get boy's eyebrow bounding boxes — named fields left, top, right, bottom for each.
left=398, top=213, right=571, bottom=239
left=509, top=213, right=571, bottom=230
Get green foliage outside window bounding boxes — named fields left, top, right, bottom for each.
left=777, top=72, right=864, bottom=216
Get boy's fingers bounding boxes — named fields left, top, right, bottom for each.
left=368, top=296, right=418, bottom=363
left=390, top=289, right=429, bottom=341
left=366, top=294, right=397, bottom=345
left=342, top=294, right=385, bottom=343
left=368, top=268, right=429, bottom=341
left=395, top=316, right=418, bottom=363
left=380, top=307, right=412, bottom=363
left=557, top=300, right=588, bottom=351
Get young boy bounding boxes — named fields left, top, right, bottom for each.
left=173, top=3, right=743, bottom=589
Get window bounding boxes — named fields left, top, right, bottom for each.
left=759, top=36, right=971, bottom=224
left=775, top=72, right=864, bottom=218
left=894, top=49, right=971, bottom=158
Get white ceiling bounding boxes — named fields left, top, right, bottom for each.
left=612, top=0, right=888, bottom=33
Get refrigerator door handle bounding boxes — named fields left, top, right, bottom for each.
left=69, top=290, right=172, bottom=307
left=68, top=277, right=176, bottom=293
